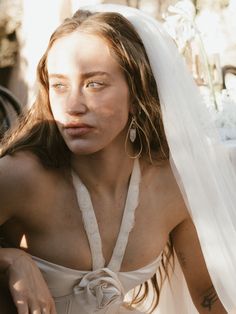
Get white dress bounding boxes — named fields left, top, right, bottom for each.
left=32, top=159, right=163, bottom=313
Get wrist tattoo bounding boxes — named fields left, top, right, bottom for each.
left=201, top=285, right=218, bottom=311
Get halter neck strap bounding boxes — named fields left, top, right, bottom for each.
left=71, top=159, right=141, bottom=271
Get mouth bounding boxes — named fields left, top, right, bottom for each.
left=64, top=122, right=93, bottom=136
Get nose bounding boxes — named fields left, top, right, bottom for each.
left=66, top=89, right=87, bottom=115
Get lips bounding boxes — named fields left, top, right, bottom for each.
left=64, top=122, right=93, bottom=136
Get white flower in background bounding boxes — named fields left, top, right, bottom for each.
left=199, top=86, right=236, bottom=140
left=195, top=9, right=227, bottom=56
left=164, top=0, right=196, bottom=52
left=224, top=73, right=236, bottom=99
left=211, top=90, right=236, bottom=140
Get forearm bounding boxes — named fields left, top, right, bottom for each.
left=171, top=218, right=227, bottom=314
left=0, top=248, right=27, bottom=273
left=0, top=247, right=56, bottom=313
left=194, top=285, right=227, bottom=314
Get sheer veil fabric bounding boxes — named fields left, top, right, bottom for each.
left=82, top=4, right=236, bottom=313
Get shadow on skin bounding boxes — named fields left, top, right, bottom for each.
left=0, top=120, right=73, bottom=314
left=0, top=273, right=17, bottom=314
left=0, top=119, right=69, bottom=313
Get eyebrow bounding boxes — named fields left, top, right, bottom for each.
left=82, top=71, right=110, bottom=79
left=48, top=71, right=110, bottom=80
left=48, top=74, right=68, bottom=80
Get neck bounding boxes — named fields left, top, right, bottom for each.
left=71, top=147, right=136, bottom=194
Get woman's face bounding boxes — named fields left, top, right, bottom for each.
left=47, top=31, right=131, bottom=155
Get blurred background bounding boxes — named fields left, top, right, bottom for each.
left=0, top=0, right=236, bottom=142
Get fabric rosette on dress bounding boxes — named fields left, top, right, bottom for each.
left=73, top=268, right=125, bottom=313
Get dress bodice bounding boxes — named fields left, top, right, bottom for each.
left=33, top=159, right=163, bottom=313
left=33, top=253, right=162, bottom=314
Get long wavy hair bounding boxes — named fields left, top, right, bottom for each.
left=0, top=9, right=173, bottom=311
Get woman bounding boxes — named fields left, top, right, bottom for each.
left=0, top=4, right=234, bottom=314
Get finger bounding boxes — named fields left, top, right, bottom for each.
left=30, top=301, right=51, bottom=314
left=30, top=308, right=42, bottom=314
left=29, top=302, right=42, bottom=314
left=41, top=303, right=52, bottom=314
left=42, top=307, right=51, bottom=314
left=50, top=300, right=57, bottom=314
left=16, top=299, right=29, bottom=314
left=30, top=308, right=41, bottom=314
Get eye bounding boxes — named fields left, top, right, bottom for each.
left=85, top=81, right=104, bottom=89
left=52, top=83, right=64, bottom=89
left=50, top=82, right=67, bottom=93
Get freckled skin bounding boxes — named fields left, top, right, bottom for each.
left=47, top=32, right=131, bottom=156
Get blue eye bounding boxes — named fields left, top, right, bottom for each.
left=86, top=81, right=104, bottom=88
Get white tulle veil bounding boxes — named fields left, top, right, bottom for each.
left=81, top=4, right=236, bottom=313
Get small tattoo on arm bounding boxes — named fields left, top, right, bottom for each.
left=201, top=285, right=218, bottom=311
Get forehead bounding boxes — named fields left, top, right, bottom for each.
left=47, top=31, right=119, bottom=75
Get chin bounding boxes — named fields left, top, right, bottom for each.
left=66, top=142, right=101, bottom=156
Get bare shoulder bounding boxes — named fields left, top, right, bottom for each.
left=0, top=151, right=44, bottom=185
left=0, top=151, right=45, bottom=224
left=142, top=158, right=190, bottom=229
left=142, top=158, right=182, bottom=196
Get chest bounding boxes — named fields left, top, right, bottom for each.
left=2, top=173, right=178, bottom=272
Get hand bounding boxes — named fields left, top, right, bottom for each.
left=6, top=249, right=56, bottom=314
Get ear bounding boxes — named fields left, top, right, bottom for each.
left=128, top=93, right=136, bottom=114
left=129, top=97, right=137, bottom=115
left=129, top=101, right=141, bottom=116
left=129, top=103, right=135, bottom=115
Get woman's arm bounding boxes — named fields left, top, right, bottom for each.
left=0, top=155, right=56, bottom=314
left=170, top=217, right=227, bottom=313
left=0, top=248, right=56, bottom=314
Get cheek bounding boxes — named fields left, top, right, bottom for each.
left=49, top=97, right=65, bottom=123
left=101, top=107, right=130, bottom=134
left=95, top=103, right=129, bottom=129
left=96, top=90, right=130, bottom=122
